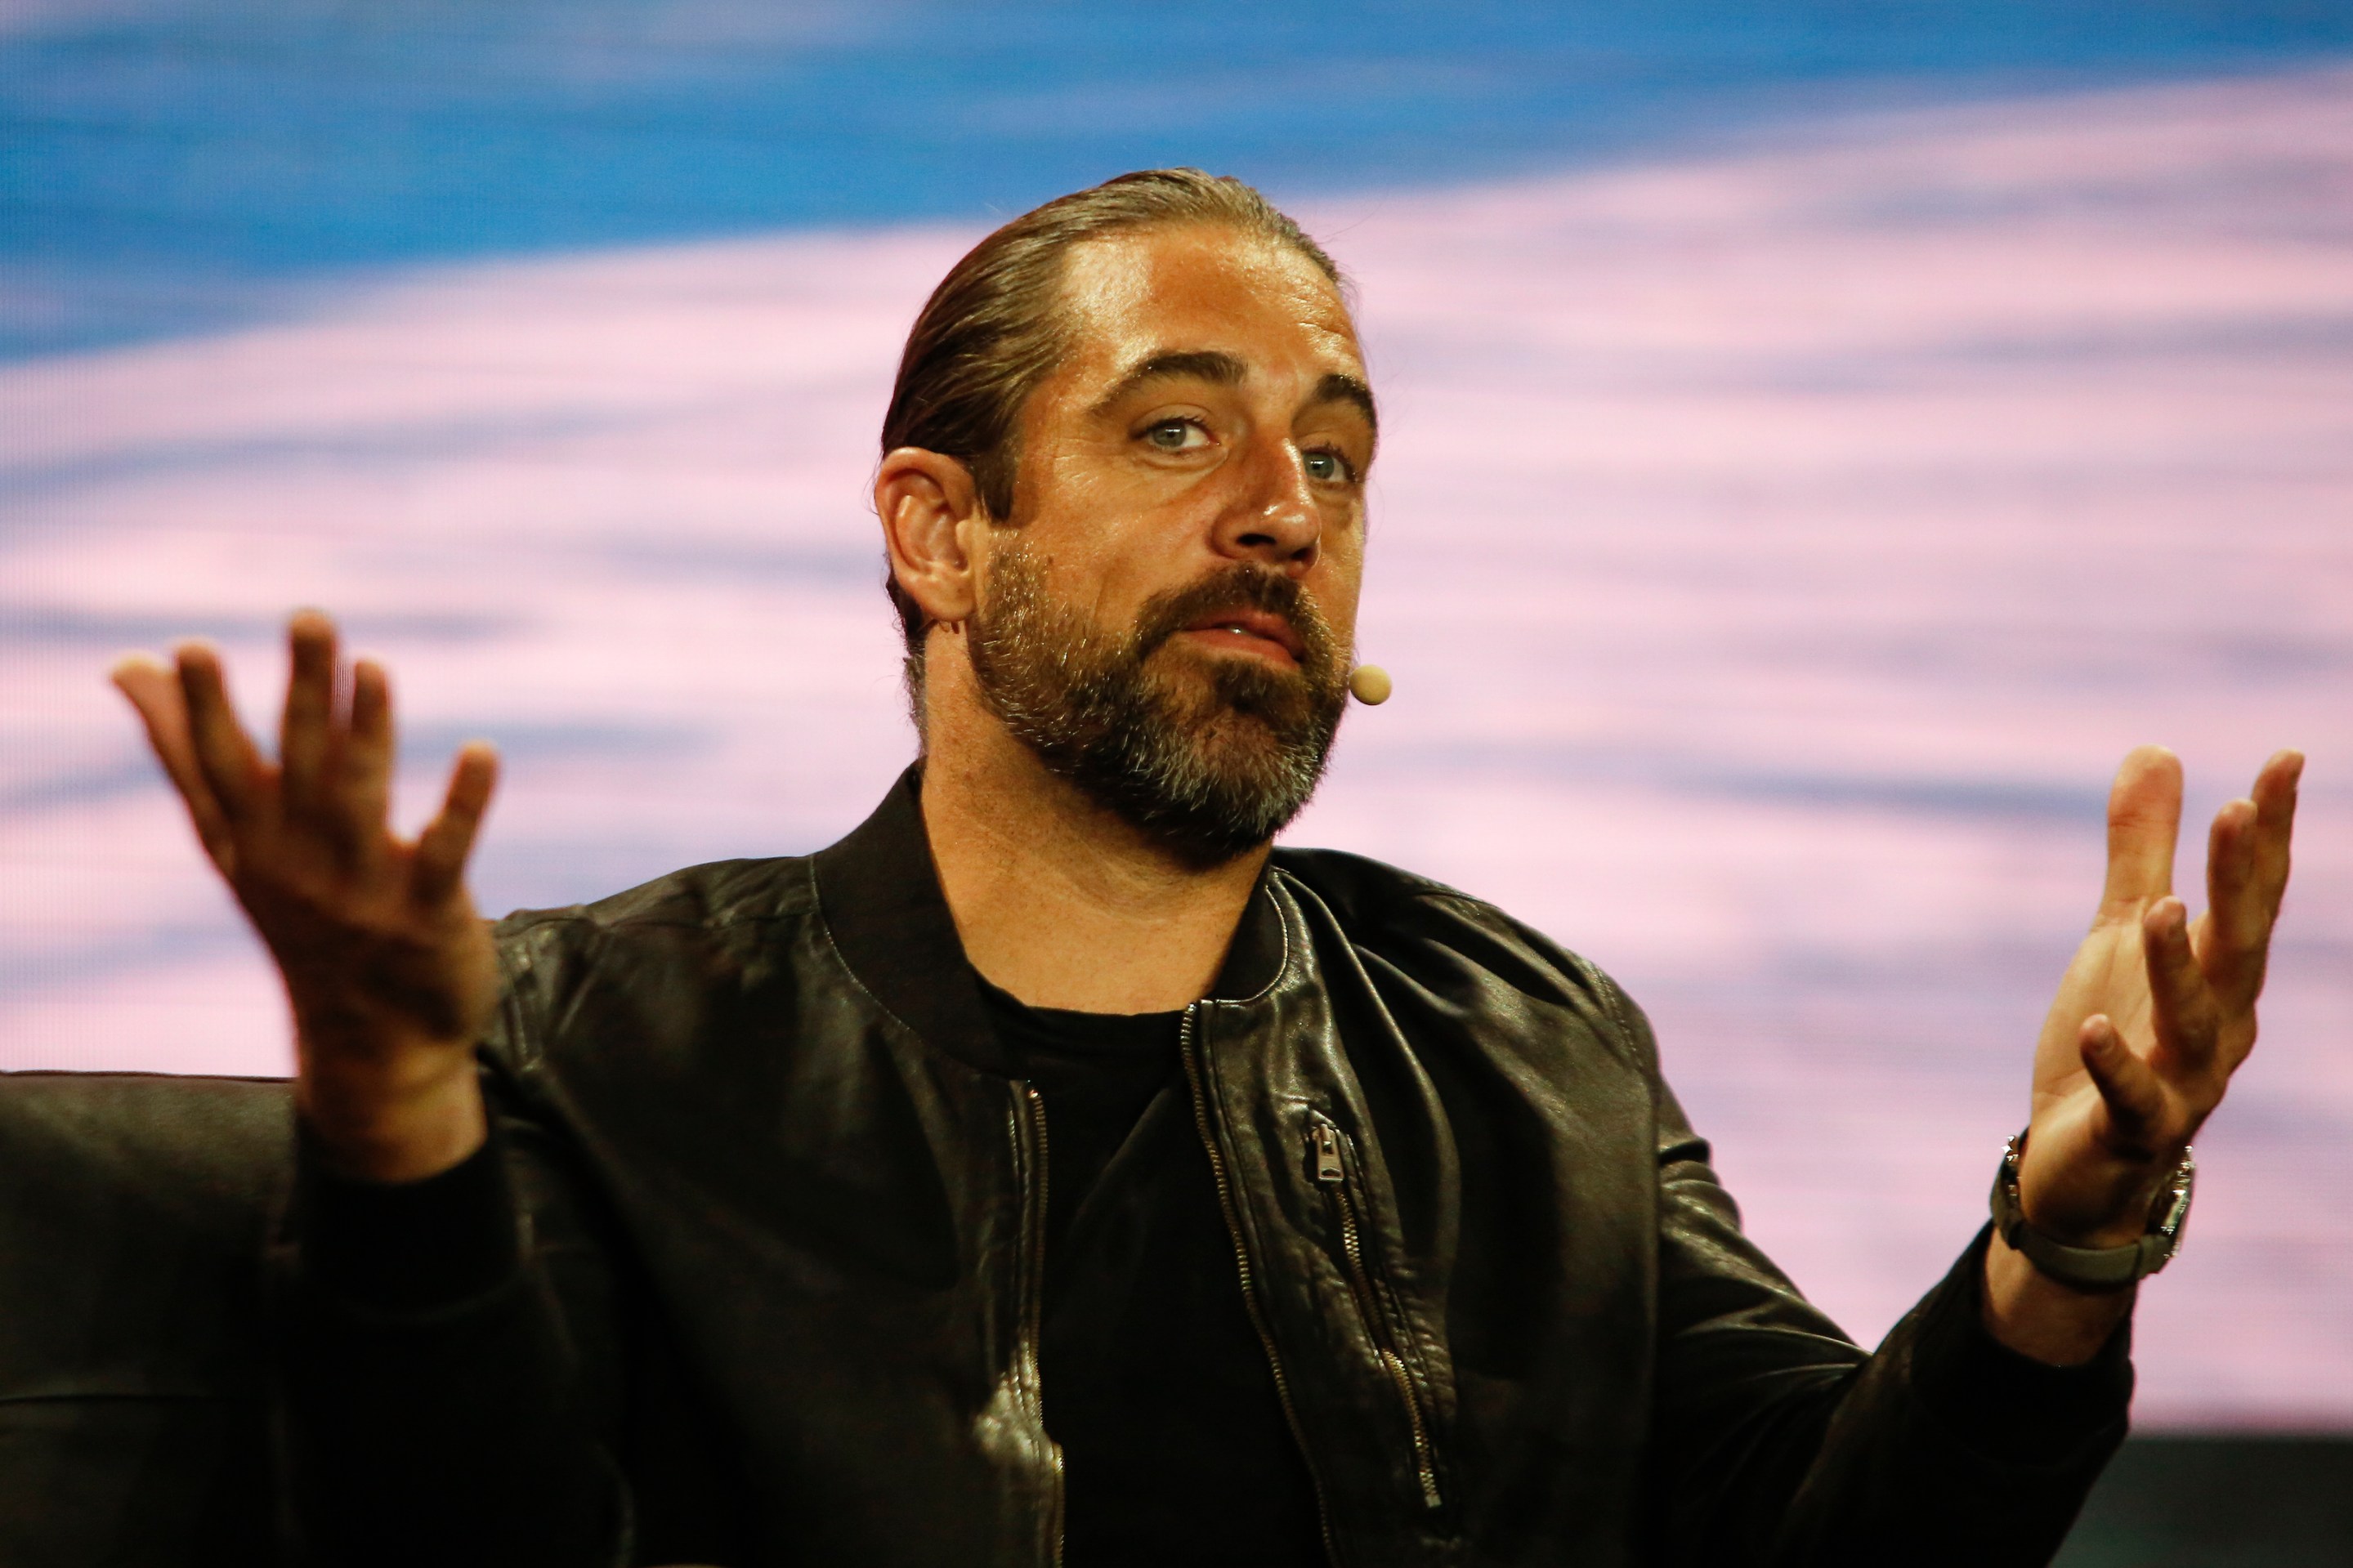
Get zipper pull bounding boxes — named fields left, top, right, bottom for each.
left=1311, top=1123, right=1344, bottom=1184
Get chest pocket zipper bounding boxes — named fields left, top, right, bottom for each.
left=1309, top=1120, right=1443, bottom=1511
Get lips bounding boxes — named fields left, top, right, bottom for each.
left=1179, top=607, right=1308, bottom=663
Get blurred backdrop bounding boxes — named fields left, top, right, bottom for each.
left=5, top=2, right=2350, bottom=1436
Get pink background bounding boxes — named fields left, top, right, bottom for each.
left=4, top=70, right=2348, bottom=1425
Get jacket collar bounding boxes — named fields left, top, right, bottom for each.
left=811, top=764, right=1289, bottom=1077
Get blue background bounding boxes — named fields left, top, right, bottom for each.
left=8, top=1, right=2351, bottom=354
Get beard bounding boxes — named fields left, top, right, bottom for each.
left=965, top=540, right=1351, bottom=868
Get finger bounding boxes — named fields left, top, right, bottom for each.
left=175, top=642, right=266, bottom=824
left=412, top=742, right=499, bottom=909
left=337, top=657, right=396, bottom=855
left=2098, top=745, right=2181, bottom=914
left=2248, top=748, right=2301, bottom=916
left=2199, top=796, right=2267, bottom=1009
left=2142, top=896, right=2222, bottom=1073
left=2079, top=1014, right=2167, bottom=1152
left=111, top=654, right=236, bottom=866
left=279, top=610, right=339, bottom=821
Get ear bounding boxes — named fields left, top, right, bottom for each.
left=877, top=447, right=989, bottom=628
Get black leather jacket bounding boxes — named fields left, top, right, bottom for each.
left=283, top=768, right=2129, bottom=1567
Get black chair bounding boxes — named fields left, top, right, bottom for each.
left=0, top=1072, right=291, bottom=1566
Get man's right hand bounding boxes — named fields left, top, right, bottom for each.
left=113, top=610, right=499, bottom=1183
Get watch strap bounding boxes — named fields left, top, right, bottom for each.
left=1988, top=1131, right=2194, bottom=1292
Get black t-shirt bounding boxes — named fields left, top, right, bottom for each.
left=975, top=977, right=1327, bottom=1567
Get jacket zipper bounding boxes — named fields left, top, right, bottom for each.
left=1178, top=1007, right=1345, bottom=1566
left=1013, top=1083, right=1067, bottom=1567
left=1311, top=1121, right=1443, bottom=1511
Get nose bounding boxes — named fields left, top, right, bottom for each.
left=1212, top=435, right=1322, bottom=575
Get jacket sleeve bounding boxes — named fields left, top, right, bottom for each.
left=275, top=932, right=633, bottom=1568
left=1630, top=999, right=2131, bottom=1567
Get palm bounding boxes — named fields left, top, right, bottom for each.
left=231, top=810, right=499, bottom=1057
left=2015, top=746, right=2298, bottom=1245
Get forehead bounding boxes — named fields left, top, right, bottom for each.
left=1050, top=223, right=1363, bottom=387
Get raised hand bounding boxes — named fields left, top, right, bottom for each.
left=1986, top=744, right=2302, bottom=1360
left=112, top=610, right=500, bottom=1182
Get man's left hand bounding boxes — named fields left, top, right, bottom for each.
left=1985, top=744, right=2301, bottom=1363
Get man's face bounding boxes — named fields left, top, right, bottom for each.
left=964, top=222, right=1376, bottom=865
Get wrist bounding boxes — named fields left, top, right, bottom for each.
left=2019, top=1164, right=2172, bottom=1250
left=1982, top=1226, right=2135, bottom=1365
left=296, top=1048, right=486, bottom=1184
left=1994, top=1128, right=2195, bottom=1290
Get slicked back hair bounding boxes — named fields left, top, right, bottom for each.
left=879, top=168, right=1343, bottom=703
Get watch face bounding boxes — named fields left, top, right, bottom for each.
left=2151, top=1152, right=2196, bottom=1260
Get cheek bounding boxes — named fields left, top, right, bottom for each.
left=1022, top=540, right=1157, bottom=637
left=1023, top=510, right=1210, bottom=621
left=1312, top=535, right=1367, bottom=627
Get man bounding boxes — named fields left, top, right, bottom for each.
left=112, top=170, right=2300, bottom=1567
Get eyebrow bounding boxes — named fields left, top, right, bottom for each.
left=1090, top=350, right=1247, bottom=414
left=1090, top=349, right=1380, bottom=436
left=1313, top=371, right=1379, bottom=437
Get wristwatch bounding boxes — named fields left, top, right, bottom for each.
left=1988, top=1129, right=2195, bottom=1291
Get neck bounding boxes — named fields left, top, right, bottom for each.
left=917, top=637, right=1264, bottom=1013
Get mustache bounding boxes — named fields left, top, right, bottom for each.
left=1131, top=566, right=1337, bottom=669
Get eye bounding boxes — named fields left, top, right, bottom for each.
left=1302, top=447, right=1356, bottom=484
left=1143, top=418, right=1209, bottom=452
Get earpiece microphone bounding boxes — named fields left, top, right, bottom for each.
left=1348, top=664, right=1393, bottom=705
